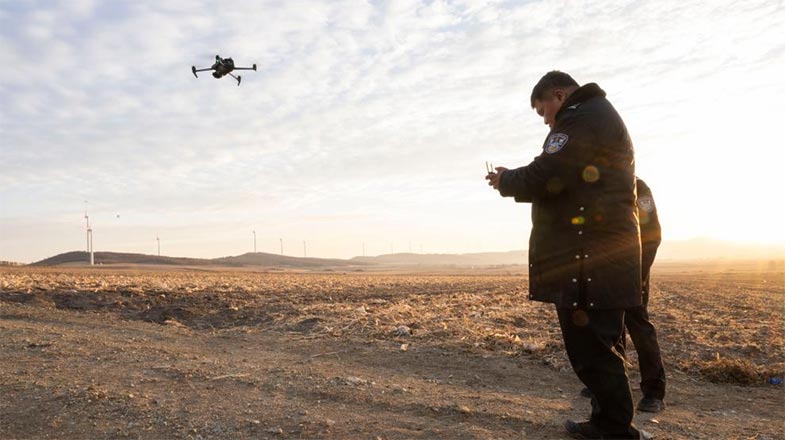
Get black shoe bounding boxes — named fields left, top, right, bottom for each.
left=565, top=420, right=654, bottom=439
left=579, top=387, right=594, bottom=398
left=564, top=420, right=604, bottom=439
left=637, top=396, right=665, bottom=413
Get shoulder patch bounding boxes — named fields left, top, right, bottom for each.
left=637, top=196, right=655, bottom=213
left=544, top=133, right=569, bottom=154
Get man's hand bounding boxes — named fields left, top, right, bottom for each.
left=485, top=167, right=507, bottom=190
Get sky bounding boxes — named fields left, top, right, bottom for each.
left=2, top=0, right=785, bottom=263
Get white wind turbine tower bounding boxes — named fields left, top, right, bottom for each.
left=156, top=235, right=160, bottom=256
left=84, top=203, right=94, bottom=266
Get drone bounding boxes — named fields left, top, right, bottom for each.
left=192, top=55, right=257, bottom=86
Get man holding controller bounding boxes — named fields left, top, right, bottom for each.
left=486, top=71, right=650, bottom=439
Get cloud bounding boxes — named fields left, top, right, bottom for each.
left=2, top=0, right=784, bottom=261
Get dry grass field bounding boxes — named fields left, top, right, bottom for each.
left=1, top=264, right=783, bottom=439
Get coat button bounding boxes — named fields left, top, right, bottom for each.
left=579, top=206, right=585, bottom=211
left=529, top=295, right=534, bottom=299
left=529, top=263, right=533, bottom=267
left=578, top=231, right=583, bottom=235
left=572, top=302, right=578, bottom=307
left=589, top=302, right=594, bottom=307
left=584, top=254, right=589, bottom=258
left=572, top=278, right=577, bottom=283
left=575, top=255, right=580, bottom=259
left=587, top=278, right=592, bottom=282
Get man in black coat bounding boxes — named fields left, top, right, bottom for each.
left=580, top=177, right=666, bottom=413
left=625, top=177, right=667, bottom=412
left=487, top=71, right=648, bottom=439
left=582, top=177, right=667, bottom=414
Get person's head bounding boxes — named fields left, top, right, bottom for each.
left=530, top=71, right=579, bottom=129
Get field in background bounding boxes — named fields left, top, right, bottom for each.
left=1, top=264, right=783, bottom=439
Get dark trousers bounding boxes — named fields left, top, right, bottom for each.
left=557, top=307, right=640, bottom=438
left=618, top=274, right=666, bottom=399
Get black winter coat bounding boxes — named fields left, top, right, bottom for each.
left=499, top=83, right=642, bottom=309
left=636, top=177, right=661, bottom=290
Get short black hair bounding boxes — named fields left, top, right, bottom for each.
left=530, top=71, right=579, bottom=107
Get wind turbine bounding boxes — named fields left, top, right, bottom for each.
left=84, top=202, right=94, bottom=265
left=252, top=230, right=257, bottom=253
left=156, top=235, right=160, bottom=256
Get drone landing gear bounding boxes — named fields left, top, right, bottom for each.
left=228, top=73, right=241, bottom=86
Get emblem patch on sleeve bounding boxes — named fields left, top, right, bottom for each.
left=637, top=196, right=655, bottom=213
left=545, top=133, right=569, bottom=154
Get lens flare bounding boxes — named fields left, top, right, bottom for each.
left=547, top=177, right=564, bottom=194
left=572, top=310, right=589, bottom=326
left=582, top=165, right=600, bottom=183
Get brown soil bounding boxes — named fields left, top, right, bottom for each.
left=0, top=265, right=783, bottom=439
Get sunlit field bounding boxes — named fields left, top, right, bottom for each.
left=1, top=264, right=783, bottom=439
left=3, top=265, right=782, bottom=383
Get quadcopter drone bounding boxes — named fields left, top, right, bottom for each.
left=192, top=55, right=257, bottom=86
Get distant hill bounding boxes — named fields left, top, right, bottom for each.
left=31, top=251, right=367, bottom=269
left=657, top=238, right=785, bottom=261
left=26, top=238, right=785, bottom=269
left=351, top=239, right=784, bottom=266
left=32, top=251, right=212, bottom=267
left=31, top=250, right=527, bottom=269
left=214, top=253, right=365, bottom=268
left=351, top=250, right=527, bottom=267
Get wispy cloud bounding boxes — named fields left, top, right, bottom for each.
left=2, top=0, right=784, bottom=261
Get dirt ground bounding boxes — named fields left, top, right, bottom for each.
left=0, top=264, right=783, bottom=439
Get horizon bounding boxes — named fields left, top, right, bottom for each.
left=8, top=236, right=785, bottom=266
left=2, top=1, right=785, bottom=263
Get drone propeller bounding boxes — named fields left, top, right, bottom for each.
left=191, top=66, right=198, bottom=78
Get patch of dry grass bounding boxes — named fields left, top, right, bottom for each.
left=1, top=266, right=783, bottom=385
